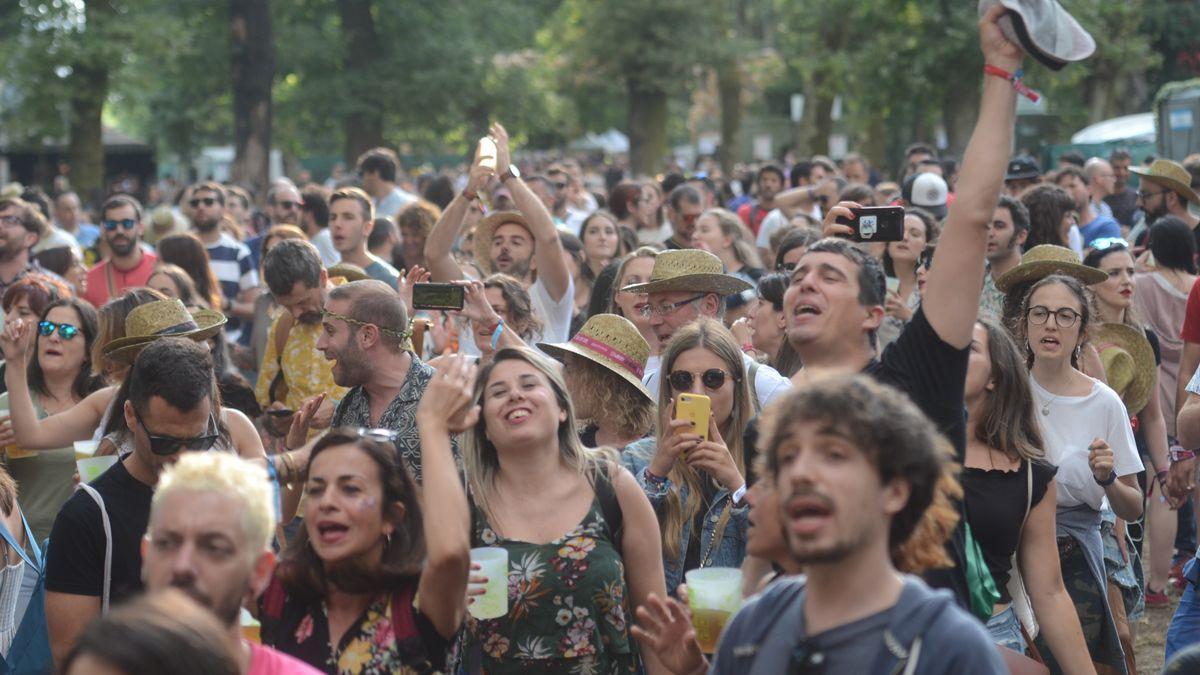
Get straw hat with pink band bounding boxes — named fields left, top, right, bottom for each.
left=538, top=314, right=653, bottom=402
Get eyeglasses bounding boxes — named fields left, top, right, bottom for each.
left=134, top=408, right=219, bottom=455
left=188, top=197, right=218, bottom=208
left=37, top=320, right=80, bottom=340
left=1090, top=237, right=1128, bottom=252
left=777, top=262, right=797, bottom=274
left=638, top=294, right=705, bottom=318
left=321, top=309, right=410, bottom=341
left=102, top=218, right=137, bottom=232
left=1137, top=189, right=1167, bottom=200
left=275, top=200, right=301, bottom=210
left=1026, top=305, right=1081, bottom=328
left=668, top=368, right=737, bottom=392
left=0, top=215, right=23, bottom=228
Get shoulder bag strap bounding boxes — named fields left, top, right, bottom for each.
left=78, top=484, right=112, bottom=614
left=104, top=262, right=117, bottom=300
left=592, top=463, right=623, bottom=554
left=0, top=510, right=37, bottom=571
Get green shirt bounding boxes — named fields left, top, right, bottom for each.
left=0, top=392, right=77, bottom=542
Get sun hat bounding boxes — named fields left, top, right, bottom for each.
left=473, top=211, right=532, bottom=275
left=994, top=244, right=1106, bottom=294
left=327, top=262, right=371, bottom=282
left=977, top=0, right=1095, bottom=71
left=620, top=249, right=752, bottom=296
left=1005, top=156, right=1041, bottom=182
left=102, top=299, right=226, bottom=364
left=538, top=314, right=652, bottom=402
left=902, top=173, right=948, bottom=220
left=1130, top=159, right=1200, bottom=207
left=1094, top=322, right=1154, bottom=416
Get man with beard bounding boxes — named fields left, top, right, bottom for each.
left=44, top=339, right=220, bottom=665
left=258, top=239, right=346, bottom=437
left=632, top=377, right=1004, bottom=674
left=737, top=164, right=785, bottom=235
left=190, top=182, right=260, bottom=342
left=1133, top=158, right=1200, bottom=250
left=978, top=195, right=1029, bottom=319
left=1104, top=149, right=1142, bottom=228
left=83, top=194, right=157, bottom=308
left=327, top=187, right=400, bottom=289
left=664, top=184, right=704, bottom=250
left=0, top=197, right=51, bottom=303
left=311, top=279, right=450, bottom=482
left=425, top=122, right=573, bottom=345
left=141, top=452, right=320, bottom=674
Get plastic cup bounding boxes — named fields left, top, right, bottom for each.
left=78, top=455, right=117, bottom=483
left=74, top=440, right=100, bottom=461
left=469, top=547, right=509, bottom=620
left=0, top=410, right=32, bottom=459
left=686, top=567, right=742, bottom=653
left=239, top=607, right=261, bottom=643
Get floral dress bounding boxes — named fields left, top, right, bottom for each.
left=259, top=575, right=449, bottom=674
left=467, top=497, right=639, bottom=674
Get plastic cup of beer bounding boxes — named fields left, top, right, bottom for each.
left=686, top=567, right=742, bottom=653
left=468, top=547, right=509, bottom=620
left=0, top=410, right=33, bottom=459
left=74, top=440, right=100, bottom=460
left=78, top=455, right=117, bottom=484
left=240, top=607, right=261, bottom=643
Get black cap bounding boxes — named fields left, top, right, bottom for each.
left=1005, top=156, right=1041, bottom=181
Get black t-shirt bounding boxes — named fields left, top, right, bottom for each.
left=962, top=460, right=1057, bottom=603
left=1103, top=187, right=1140, bottom=229
left=44, top=459, right=153, bottom=603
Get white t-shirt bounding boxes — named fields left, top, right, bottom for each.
left=755, top=209, right=788, bottom=249
left=637, top=223, right=673, bottom=246
left=310, top=228, right=340, bottom=267
left=642, top=351, right=792, bottom=410
left=1030, top=376, right=1142, bottom=511
left=1067, top=224, right=1084, bottom=259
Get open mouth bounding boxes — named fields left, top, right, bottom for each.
left=1039, top=336, right=1060, bottom=348
left=505, top=408, right=532, bottom=424
left=315, top=521, right=349, bottom=543
left=785, top=496, right=834, bottom=535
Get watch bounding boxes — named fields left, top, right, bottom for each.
left=501, top=164, right=521, bottom=183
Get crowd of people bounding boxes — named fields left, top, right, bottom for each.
left=1, top=7, right=1200, bottom=675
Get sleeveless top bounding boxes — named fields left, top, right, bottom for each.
left=467, top=488, right=639, bottom=674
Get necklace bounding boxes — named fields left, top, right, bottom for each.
left=1036, top=390, right=1061, bottom=416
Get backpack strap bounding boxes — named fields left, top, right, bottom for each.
left=592, top=463, right=623, bottom=554
left=78, top=484, right=112, bottom=614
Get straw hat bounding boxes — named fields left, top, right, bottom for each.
left=473, top=211, right=532, bottom=275
left=327, top=262, right=371, bottom=282
left=538, top=314, right=652, bottom=401
left=620, top=249, right=752, bottom=296
left=1094, top=322, right=1154, bottom=416
left=994, top=245, right=1106, bottom=294
left=103, top=299, right=227, bottom=364
left=1131, top=159, right=1200, bottom=207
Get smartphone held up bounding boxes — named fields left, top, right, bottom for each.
left=674, top=393, right=711, bottom=442
left=835, top=206, right=905, bottom=243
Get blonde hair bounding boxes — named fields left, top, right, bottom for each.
left=565, top=354, right=655, bottom=440
left=655, top=319, right=751, bottom=562
left=151, top=453, right=274, bottom=552
left=607, top=247, right=659, bottom=316
left=702, top=208, right=763, bottom=270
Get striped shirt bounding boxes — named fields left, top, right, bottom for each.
left=205, top=233, right=259, bottom=341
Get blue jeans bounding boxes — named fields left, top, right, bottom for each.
left=987, top=606, right=1027, bottom=655
left=1167, top=558, right=1200, bottom=662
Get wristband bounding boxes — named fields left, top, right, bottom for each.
left=1170, top=445, right=1196, bottom=463
left=643, top=467, right=669, bottom=488
left=490, top=318, right=505, bottom=351
left=731, top=483, right=748, bottom=507
left=740, top=343, right=756, bottom=354
left=463, top=189, right=478, bottom=202
left=983, top=64, right=1040, bottom=103
left=1095, top=471, right=1117, bottom=487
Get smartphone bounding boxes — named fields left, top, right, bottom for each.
left=412, top=282, right=465, bottom=311
left=478, top=136, right=498, bottom=170
left=266, top=408, right=294, bottom=417
left=885, top=276, right=901, bottom=295
left=674, top=393, right=711, bottom=442
left=836, top=206, right=905, bottom=243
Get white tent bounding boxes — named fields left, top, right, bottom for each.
left=1071, top=113, right=1155, bottom=144
left=568, top=129, right=629, bottom=154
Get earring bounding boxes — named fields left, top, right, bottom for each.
left=384, top=532, right=392, bottom=548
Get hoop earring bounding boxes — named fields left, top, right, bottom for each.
left=1074, top=345, right=1081, bottom=361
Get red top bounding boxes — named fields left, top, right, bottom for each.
left=1181, top=277, right=1200, bottom=343
left=247, top=642, right=323, bottom=675
left=83, top=251, right=157, bottom=308
left=737, top=202, right=770, bottom=235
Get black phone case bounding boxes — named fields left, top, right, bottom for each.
left=836, top=207, right=906, bottom=243
left=411, top=283, right=465, bottom=311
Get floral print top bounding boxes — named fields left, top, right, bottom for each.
left=259, top=575, right=448, bottom=674
left=467, top=497, right=639, bottom=674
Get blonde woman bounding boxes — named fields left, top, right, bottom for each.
left=689, top=209, right=763, bottom=323
left=622, top=318, right=751, bottom=592
left=461, top=347, right=667, bottom=674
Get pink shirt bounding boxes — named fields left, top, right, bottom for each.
left=247, top=642, right=323, bottom=675
left=83, top=251, right=158, bottom=308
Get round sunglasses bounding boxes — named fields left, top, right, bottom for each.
left=668, top=368, right=737, bottom=392
left=38, top=320, right=80, bottom=340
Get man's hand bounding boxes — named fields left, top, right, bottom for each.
left=630, top=593, right=708, bottom=675
left=1169, top=457, right=1196, bottom=507
left=490, top=122, right=512, bottom=178
left=397, top=265, right=431, bottom=318
left=979, top=3, right=1023, bottom=72
left=285, top=393, right=326, bottom=450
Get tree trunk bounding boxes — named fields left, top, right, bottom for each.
left=941, top=84, right=979, bottom=158
left=338, top=0, right=385, bottom=166
left=627, top=83, right=668, bottom=177
left=66, top=61, right=108, bottom=204
left=716, top=59, right=742, bottom=174
left=230, top=0, right=274, bottom=200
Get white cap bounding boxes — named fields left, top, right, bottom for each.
left=904, top=172, right=949, bottom=219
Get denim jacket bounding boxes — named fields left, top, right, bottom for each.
left=621, top=438, right=748, bottom=592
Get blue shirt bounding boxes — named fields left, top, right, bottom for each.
left=73, top=223, right=101, bottom=249
left=1079, top=213, right=1121, bottom=247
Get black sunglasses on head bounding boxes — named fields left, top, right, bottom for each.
left=134, top=408, right=219, bottom=455
left=668, top=369, right=736, bottom=392
left=188, top=197, right=218, bottom=208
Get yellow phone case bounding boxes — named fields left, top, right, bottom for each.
left=675, top=393, right=711, bottom=442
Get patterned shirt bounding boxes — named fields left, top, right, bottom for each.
left=254, top=312, right=349, bottom=415
left=331, top=355, right=451, bottom=482
left=979, top=270, right=1006, bottom=321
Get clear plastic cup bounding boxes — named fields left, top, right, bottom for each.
left=0, top=410, right=32, bottom=459
left=74, top=440, right=100, bottom=460
left=469, top=547, right=509, bottom=620
left=686, top=567, right=742, bottom=653
left=78, top=455, right=117, bottom=483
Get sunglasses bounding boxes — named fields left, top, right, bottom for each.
left=102, top=218, right=137, bottom=232
left=134, top=408, right=219, bottom=455
left=37, top=320, right=80, bottom=340
left=276, top=200, right=301, bottom=210
left=1090, top=237, right=1128, bottom=252
left=681, top=212, right=701, bottom=225
left=668, top=368, right=736, bottom=392
left=188, top=197, right=218, bottom=208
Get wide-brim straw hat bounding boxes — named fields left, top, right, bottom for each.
left=327, top=262, right=371, bottom=282
left=103, top=299, right=226, bottom=364
left=538, top=314, right=652, bottom=402
left=995, top=244, right=1106, bottom=294
left=1131, top=159, right=1200, bottom=207
left=977, top=0, right=1095, bottom=71
left=473, top=210, right=532, bottom=275
left=1094, top=322, right=1154, bottom=416
left=620, top=249, right=752, bottom=296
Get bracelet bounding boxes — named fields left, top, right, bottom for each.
left=279, top=451, right=297, bottom=487
left=1095, top=471, right=1117, bottom=487
left=643, top=467, right=669, bottom=488
left=490, top=318, right=505, bottom=351
left=1170, top=445, right=1196, bottom=463
left=983, top=64, right=1040, bottom=102
left=740, top=343, right=756, bottom=354
left=463, top=189, right=478, bottom=202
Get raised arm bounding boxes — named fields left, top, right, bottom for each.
left=921, top=4, right=1021, bottom=349
left=415, top=353, right=475, bottom=639
left=492, top=123, right=570, bottom=302
left=425, top=158, right=494, bottom=282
